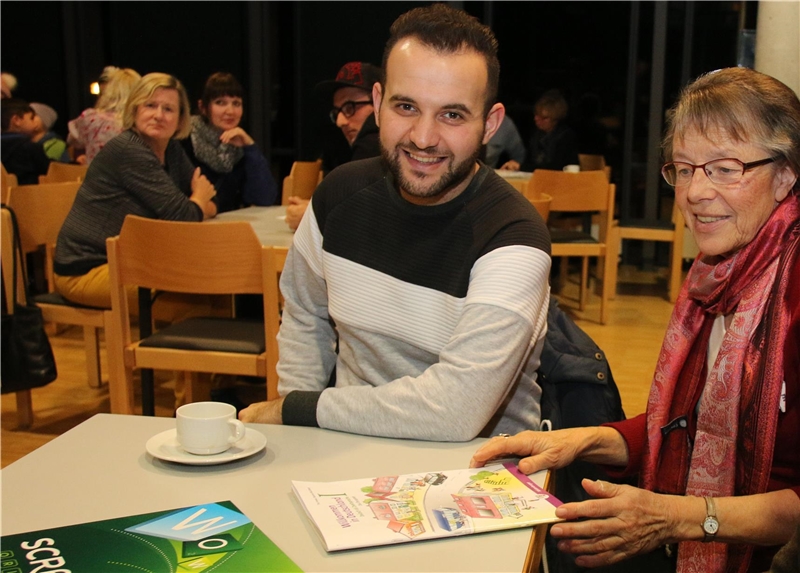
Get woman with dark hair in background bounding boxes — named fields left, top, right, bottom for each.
left=182, top=72, right=277, bottom=213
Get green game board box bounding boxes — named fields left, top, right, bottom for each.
left=0, top=500, right=301, bottom=572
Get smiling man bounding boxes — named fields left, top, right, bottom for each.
left=240, top=4, right=551, bottom=441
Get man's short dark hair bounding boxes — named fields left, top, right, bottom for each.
left=1, top=98, right=33, bottom=132
left=381, top=3, right=500, bottom=116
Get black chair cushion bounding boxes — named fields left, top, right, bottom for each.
left=33, top=291, right=107, bottom=310
left=549, top=229, right=598, bottom=244
left=139, top=317, right=265, bottom=354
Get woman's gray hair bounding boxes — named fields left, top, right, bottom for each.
left=663, top=67, right=800, bottom=190
left=122, top=73, right=192, bottom=139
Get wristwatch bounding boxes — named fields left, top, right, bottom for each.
left=702, top=496, right=719, bottom=542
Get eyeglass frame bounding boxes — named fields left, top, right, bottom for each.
left=661, top=156, right=780, bottom=187
left=329, top=100, right=373, bottom=124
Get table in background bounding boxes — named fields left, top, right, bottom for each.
left=1, top=414, right=543, bottom=573
left=213, top=205, right=294, bottom=247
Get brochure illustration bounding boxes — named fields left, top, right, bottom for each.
left=292, top=462, right=563, bottom=551
left=0, top=500, right=302, bottom=572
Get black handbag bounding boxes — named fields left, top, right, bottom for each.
left=1, top=205, right=57, bottom=393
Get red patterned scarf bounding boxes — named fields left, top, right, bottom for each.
left=640, top=197, right=800, bottom=573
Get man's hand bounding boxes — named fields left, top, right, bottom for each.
left=239, top=397, right=285, bottom=424
left=285, top=197, right=310, bottom=231
left=499, top=159, right=521, bottom=171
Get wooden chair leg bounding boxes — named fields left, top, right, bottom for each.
left=182, top=372, right=212, bottom=405
left=606, top=224, right=621, bottom=301
left=105, top=311, right=134, bottom=414
left=668, top=227, right=685, bottom=303
left=579, top=257, right=589, bottom=311
left=558, top=257, right=569, bottom=291
left=83, top=325, right=102, bottom=388
left=16, top=390, right=33, bottom=429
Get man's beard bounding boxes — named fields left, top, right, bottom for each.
left=381, top=140, right=482, bottom=201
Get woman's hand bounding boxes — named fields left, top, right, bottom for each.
left=470, top=427, right=628, bottom=475
left=219, top=127, right=255, bottom=147
left=500, top=159, right=521, bottom=171
left=190, top=167, right=217, bottom=219
left=550, top=479, right=692, bottom=568
left=285, top=197, right=310, bottom=231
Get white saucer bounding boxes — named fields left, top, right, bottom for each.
left=146, top=428, right=266, bottom=466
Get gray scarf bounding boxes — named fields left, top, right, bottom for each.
left=189, top=115, right=243, bottom=173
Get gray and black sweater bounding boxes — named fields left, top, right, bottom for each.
left=279, top=157, right=552, bottom=441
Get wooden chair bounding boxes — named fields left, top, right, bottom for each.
left=527, top=170, right=615, bottom=324
left=606, top=204, right=686, bottom=303
left=1, top=163, right=18, bottom=203
left=5, top=182, right=119, bottom=395
left=281, top=159, right=323, bottom=205
left=578, top=153, right=612, bottom=181
left=106, top=216, right=285, bottom=415
left=38, top=161, right=88, bottom=184
left=527, top=192, right=552, bottom=222
left=1, top=207, right=34, bottom=428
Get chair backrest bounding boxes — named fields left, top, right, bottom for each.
left=108, top=216, right=264, bottom=298
left=527, top=192, right=552, bottom=222
left=6, top=181, right=82, bottom=256
left=38, top=162, right=88, bottom=184
left=1, top=207, right=25, bottom=312
left=578, top=154, right=611, bottom=181
left=281, top=159, right=323, bottom=205
left=578, top=154, right=605, bottom=172
left=526, top=170, right=613, bottom=215
left=2, top=163, right=18, bottom=203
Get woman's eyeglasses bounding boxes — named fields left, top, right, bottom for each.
left=661, top=156, right=779, bottom=187
left=329, top=100, right=372, bottom=124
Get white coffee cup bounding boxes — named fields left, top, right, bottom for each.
left=176, top=402, right=245, bottom=455
left=563, top=164, right=580, bottom=173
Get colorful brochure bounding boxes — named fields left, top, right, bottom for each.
left=292, top=462, right=563, bottom=552
left=0, top=500, right=301, bottom=572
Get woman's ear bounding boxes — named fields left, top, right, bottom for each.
left=774, top=162, right=798, bottom=202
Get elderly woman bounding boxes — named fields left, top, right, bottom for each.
left=500, top=90, right=578, bottom=172
left=54, top=72, right=217, bottom=309
left=182, top=72, right=277, bottom=213
left=67, top=67, right=140, bottom=164
left=472, top=67, right=800, bottom=573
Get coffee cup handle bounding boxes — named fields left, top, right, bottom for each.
left=228, top=419, right=246, bottom=444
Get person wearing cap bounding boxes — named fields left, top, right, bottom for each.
left=1, top=97, right=50, bottom=184
left=285, top=62, right=383, bottom=231
left=29, top=102, right=70, bottom=163
left=240, top=5, right=550, bottom=443
left=316, top=61, right=382, bottom=171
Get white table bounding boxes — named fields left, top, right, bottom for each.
left=213, top=205, right=295, bottom=247
left=1, top=414, right=540, bottom=572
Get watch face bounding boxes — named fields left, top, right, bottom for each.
left=703, top=517, right=719, bottom=535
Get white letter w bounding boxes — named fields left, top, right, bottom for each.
left=172, top=508, right=238, bottom=536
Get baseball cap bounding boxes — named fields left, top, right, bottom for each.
left=314, top=62, right=383, bottom=98
left=30, top=102, right=58, bottom=131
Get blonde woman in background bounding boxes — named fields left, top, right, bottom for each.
left=68, top=66, right=140, bottom=164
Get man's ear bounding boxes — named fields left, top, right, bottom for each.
left=8, top=114, right=23, bottom=132
left=372, top=83, right=383, bottom=127
left=482, top=103, right=505, bottom=145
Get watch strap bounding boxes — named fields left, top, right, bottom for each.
left=702, top=496, right=719, bottom=542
